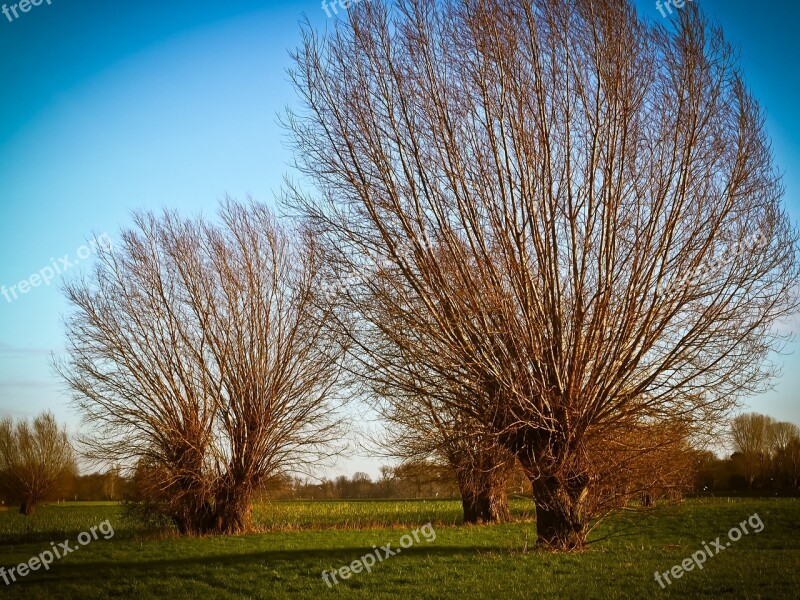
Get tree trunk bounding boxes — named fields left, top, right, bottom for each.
left=19, top=497, right=36, bottom=516
left=173, top=495, right=252, bottom=536
left=531, top=476, right=589, bottom=550
left=461, top=484, right=510, bottom=524
left=212, top=489, right=253, bottom=535
left=172, top=499, right=216, bottom=536
left=457, top=470, right=510, bottom=524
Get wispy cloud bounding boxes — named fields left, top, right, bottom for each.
left=0, top=379, right=58, bottom=390
left=0, top=342, right=58, bottom=356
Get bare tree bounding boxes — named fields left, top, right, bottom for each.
left=378, top=465, right=397, bottom=496
left=730, top=413, right=774, bottom=488
left=766, top=420, right=799, bottom=487
left=588, top=417, right=698, bottom=509
left=57, top=200, right=348, bottom=535
left=768, top=421, right=799, bottom=456
left=285, top=0, right=799, bottom=549
left=0, top=412, right=76, bottom=515
left=786, top=436, right=800, bottom=489
left=349, top=249, right=516, bottom=523
left=446, top=430, right=514, bottom=524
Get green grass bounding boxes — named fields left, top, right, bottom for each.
left=252, top=497, right=536, bottom=531
left=0, top=504, right=145, bottom=545
left=0, top=498, right=798, bottom=599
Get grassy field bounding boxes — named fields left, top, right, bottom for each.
left=0, top=498, right=797, bottom=599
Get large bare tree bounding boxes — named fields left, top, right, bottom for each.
left=57, top=200, right=348, bottom=535
left=0, top=412, right=76, bottom=515
left=285, top=0, right=799, bottom=549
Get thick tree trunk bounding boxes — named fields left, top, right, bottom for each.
left=501, top=424, right=591, bottom=550
left=212, top=489, right=253, bottom=535
left=450, top=438, right=514, bottom=525
left=19, top=497, right=36, bottom=516
left=460, top=478, right=510, bottom=524
left=172, top=499, right=216, bottom=536
left=531, top=476, right=589, bottom=550
left=173, top=495, right=252, bottom=536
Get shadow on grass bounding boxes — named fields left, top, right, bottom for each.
left=1, top=544, right=517, bottom=596
left=0, top=528, right=158, bottom=547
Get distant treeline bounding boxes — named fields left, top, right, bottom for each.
left=5, top=433, right=798, bottom=505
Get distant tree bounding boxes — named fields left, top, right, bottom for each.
left=786, top=437, right=800, bottom=489
left=731, top=413, right=775, bottom=488
left=352, top=472, right=373, bottom=498
left=766, top=421, right=800, bottom=487
left=0, top=412, right=76, bottom=515
left=58, top=200, right=348, bottom=535
left=334, top=475, right=351, bottom=498
left=769, top=422, right=799, bottom=453
left=378, top=466, right=397, bottom=497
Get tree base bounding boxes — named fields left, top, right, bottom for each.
left=462, top=486, right=511, bottom=524
left=172, top=496, right=252, bottom=536
left=19, top=498, right=36, bottom=516
left=532, top=477, right=589, bottom=551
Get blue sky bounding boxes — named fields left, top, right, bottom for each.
left=0, top=0, right=798, bottom=478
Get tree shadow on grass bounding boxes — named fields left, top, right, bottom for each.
left=2, top=543, right=515, bottom=596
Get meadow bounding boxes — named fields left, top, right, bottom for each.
left=0, top=498, right=797, bottom=599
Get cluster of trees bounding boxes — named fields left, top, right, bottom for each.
left=4, top=0, right=791, bottom=551
left=690, top=414, right=800, bottom=494
left=727, top=413, right=800, bottom=490
left=264, top=466, right=458, bottom=500
left=265, top=462, right=532, bottom=501
left=0, top=414, right=128, bottom=510
left=8, top=411, right=798, bottom=510
left=58, top=467, right=127, bottom=502
left=0, top=469, right=128, bottom=506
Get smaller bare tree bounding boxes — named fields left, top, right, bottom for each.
left=58, top=200, right=349, bottom=535
left=586, top=417, right=699, bottom=511
left=768, top=421, right=799, bottom=456
left=0, top=412, right=76, bottom=515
